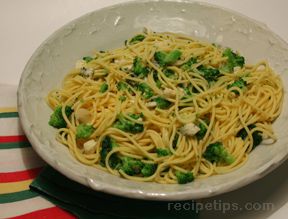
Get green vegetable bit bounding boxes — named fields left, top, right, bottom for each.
left=196, top=121, right=207, bottom=140
left=181, top=57, right=197, bottom=70
left=172, top=133, right=179, bottom=149
left=129, top=34, right=145, bottom=44
left=154, top=50, right=182, bottom=67
left=175, top=171, right=194, bottom=184
left=100, top=136, right=119, bottom=167
left=153, top=71, right=162, bottom=88
left=132, top=57, right=149, bottom=78
left=138, top=83, right=154, bottom=99
left=141, top=163, right=157, bottom=177
left=156, top=148, right=171, bottom=157
left=203, top=142, right=235, bottom=164
left=118, top=96, right=126, bottom=102
left=48, top=105, right=73, bottom=129
left=222, top=48, right=245, bottom=72
left=236, top=124, right=263, bottom=149
left=197, top=65, right=221, bottom=82
left=154, top=97, right=172, bottom=109
left=82, top=56, right=93, bottom=63
left=163, top=69, right=177, bottom=79
left=227, top=78, right=247, bottom=95
left=121, top=157, right=143, bottom=176
left=76, top=124, right=95, bottom=139
left=113, top=113, right=144, bottom=133
left=99, top=83, right=108, bottom=93
left=117, top=81, right=127, bottom=91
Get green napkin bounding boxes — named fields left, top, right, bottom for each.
left=30, top=166, right=199, bottom=219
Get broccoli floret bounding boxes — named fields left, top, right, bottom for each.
left=113, top=113, right=144, bottom=133
left=154, top=97, right=172, bottom=109
left=203, top=142, right=235, bottom=164
left=129, top=34, right=145, bottom=44
left=222, top=48, right=245, bottom=72
left=117, top=81, right=127, bottom=91
left=181, top=57, right=197, bottom=70
left=132, top=57, right=149, bottom=78
left=82, top=56, right=93, bottom=63
left=175, top=171, right=194, bottom=184
left=141, top=163, right=157, bottom=177
left=236, top=124, right=263, bottom=149
left=100, top=136, right=119, bottom=167
left=197, top=65, right=221, bottom=82
left=163, top=69, right=177, bottom=79
left=48, top=105, right=73, bottom=129
left=156, top=148, right=171, bottom=157
left=227, top=78, right=247, bottom=95
left=99, top=83, right=108, bottom=93
left=138, top=83, right=154, bottom=99
left=153, top=71, right=162, bottom=88
left=196, top=121, right=207, bottom=140
left=172, top=133, right=179, bottom=149
left=118, top=96, right=126, bottom=102
left=154, top=50, right=182, bottom=67
left=121, top=157, right=144, bottom=175
left=76, top=124, right=95, bottom=139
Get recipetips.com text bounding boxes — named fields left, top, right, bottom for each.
left=167, top=200, right=274, bottom=213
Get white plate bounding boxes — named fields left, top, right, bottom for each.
left=17, top=0, right=288, bottom=200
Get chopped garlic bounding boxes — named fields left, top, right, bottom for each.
left=75, top=108, right=91, bottom=124
left=180, top=123, right=200, bottom=136
left=75, top=60, right=85, bottom=69
left=80, top=67, right=94, bottom=76
left=163, top=88, right=176, bottom=98
left=83, top=139, right=97, bottom=154
left=146, top=101, right=157, bottom=107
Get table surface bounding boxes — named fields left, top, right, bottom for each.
left=1, top=0, right=287, bottom=218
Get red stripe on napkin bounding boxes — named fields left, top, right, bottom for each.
left=9, top=206, right=76, bottom=219
left=0, top=167, right=43, bottom=183
left=0, top=135, right=28, bottom=143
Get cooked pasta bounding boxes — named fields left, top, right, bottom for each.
left=47, top=30, right=283, bottom=184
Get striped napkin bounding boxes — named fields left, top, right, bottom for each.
left=0, top=84, right=75, bottom=219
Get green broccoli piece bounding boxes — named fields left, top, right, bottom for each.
left=129, top=34, right=145, bottom=44
left=197, top=65, right=221, bottom=82
left=154, top=97, right=172, bottom=109
left=141, top=163, right=157, bottom=177
left=181, top=57, right=197, bottom=70
left=154, top=50, right=182, bottom=67
left=82, top=56, right=93, bottom=63
left=156, top=148, right=171, bottom=157
left=138, top=83, right=154, bottom=99
left=132, top=57, right=149, bottom=78
left=113, top=113, right=144, bottom=134
left=100, top=136, right=119, bottom=167
left=76, top=124, right=95, bottom=139
left=99, top=83, right=108, bottom=93
left=175, top=171, right=194, bottom=184
left=227, top=78, right=247, bottom=95
left=236, top=124, right=263, bottom=149
left=222, top=48, right=245, bottom=72
left=203, top=142, right=235, bottom=164
left=117, top=81, right=127, bottom=91
left=121, top=157, right=144, bottom=175
left=172, top=133, right=179, bottom=149
left=48, top=105, right=73, bottom=129
left=163, top=69, right=177, bottom=79
left=119, top=96, right=126, bottom=102
left=196, top=121, right=207, bottom=140
left=153, top=71, right=162, bottom=88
